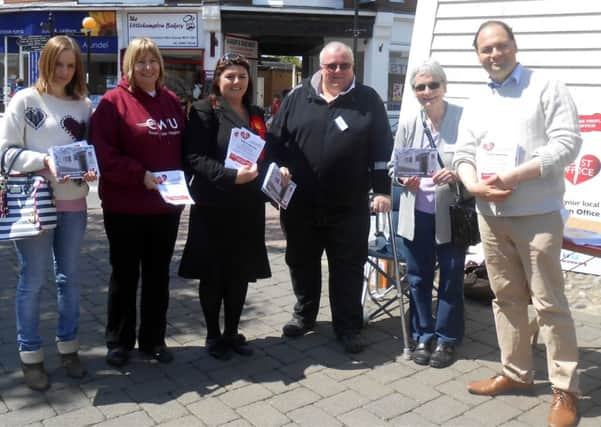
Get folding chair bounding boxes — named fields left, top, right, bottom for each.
left=362, top=184, right=412, bottom=359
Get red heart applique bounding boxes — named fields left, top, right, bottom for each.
left=565, top=154, right=601, bottom=185
left=481, top=142, right=494, bottom=151
left=61, top=116, right=86, bottom=141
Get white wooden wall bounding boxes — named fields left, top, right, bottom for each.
left=401, top=0, right=601, bottom=117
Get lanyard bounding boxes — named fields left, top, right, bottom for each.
left=421, top=114, right=445, bottom=169
left=422, top=113, right=466, bottom=201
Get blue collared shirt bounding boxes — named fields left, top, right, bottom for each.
left=487, top=63, right=523, bottom=89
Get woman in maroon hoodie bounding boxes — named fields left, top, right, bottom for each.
left=90, top=37, right=185, bottom=367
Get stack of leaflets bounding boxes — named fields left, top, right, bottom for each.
left=152, top=170, right=194, bottom=206
left=261, top=162, right=296, bottom=209
left=393, top=147, right=437, bottom=177
left=224, top=127, right=265, bottom=169
left=48, top=140, right=99, bottom=179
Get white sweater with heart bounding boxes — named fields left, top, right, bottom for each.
left=0, top=87, right=92, bottom=202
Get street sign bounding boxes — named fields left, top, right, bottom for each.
left=17, top=35, right=49, bottom=51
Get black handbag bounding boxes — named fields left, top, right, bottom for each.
left=422, top=117, right=480, bottom=248
left=449, top=183, right=481, bottom=247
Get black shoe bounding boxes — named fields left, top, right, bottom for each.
left=412, top=341, right=431, bottom=366
left=430, top=342, right=456, bottom=369
left=206, top=337, right=232, bottom=361
left=106, top=347, right=129, bottom=368
left=224, top=334, right=253, bottom=356
left=338, top=332, right=366, bottom=354
left=282, top=317, right=315, bottom=338
left=143, top=345, right=174, bottom=364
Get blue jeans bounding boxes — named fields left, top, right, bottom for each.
left=403, top=210, right=465, bottom=345
left=14, top=212, right=87, bottom=352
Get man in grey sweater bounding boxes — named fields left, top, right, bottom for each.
left=453, top=20, right=581, bottom=427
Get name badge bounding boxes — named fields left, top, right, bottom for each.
left=335, top=115, right=348, bottom=132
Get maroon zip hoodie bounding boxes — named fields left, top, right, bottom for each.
left=90, top=78, right=185, bottom=214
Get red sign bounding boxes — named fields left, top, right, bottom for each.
left=579, top=114, right=601, bottom=132
left=565, top=154, right=601, bottom=185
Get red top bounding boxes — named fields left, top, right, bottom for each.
left=90, top=78, right=185, bottom=214
left=270, top=98, right=281, bottom=116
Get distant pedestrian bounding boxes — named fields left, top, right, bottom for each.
left=454, top=20, right=581, bottom=427
left=0, top=35, right=95, bottom=391
left=90, top=37, right=185, bottom=368
left=270, top=94, right=281, bottom=116
left=267, top=41, right=393, bottom=354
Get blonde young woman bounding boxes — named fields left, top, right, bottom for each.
left=0, top=36, right=96, bottom=391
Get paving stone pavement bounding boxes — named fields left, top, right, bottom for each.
left=0, top=205, right=600, bottom=427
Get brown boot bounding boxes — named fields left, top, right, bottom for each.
left=548, top=388, right=578, bottom=427
left=21, top=362, right=50, bottom=392
left=468, top=373, right=533, bottom=396
left=61, top=352, right=87, bottom=379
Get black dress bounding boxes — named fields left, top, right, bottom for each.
left=178, top=98, right=271, bottom=283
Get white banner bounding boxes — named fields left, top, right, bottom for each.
left=127, top=13, right=198, bottom=47
left=561, top=114, right=601, bottom=274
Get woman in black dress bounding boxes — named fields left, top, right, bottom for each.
left=179, top=53, right=279, bottom=360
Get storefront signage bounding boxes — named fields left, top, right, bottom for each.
left=127, top=13, right=198, bottom=48
left=74, top=36, right=118, bottom=54
left=0, top=11, right=116, bottom=36
left=16, top=35, right=50, bottom=51
left=224, top=36, right=258, bottom=60
left=252, top=0, right=343, bottom=7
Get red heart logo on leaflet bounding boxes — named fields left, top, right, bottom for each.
left=482, top=142, right=495, bottom=151
left=565, top=154, right=601, bottom=185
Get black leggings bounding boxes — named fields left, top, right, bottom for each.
left=198, top=278, right=249, bottom=339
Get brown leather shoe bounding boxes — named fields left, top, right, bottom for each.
left=548, top=388, right=578, bottom=427
left=468, top=373, right=533, bottom=396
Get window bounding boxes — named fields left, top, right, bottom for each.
left=388, top=51, right=408, bottom=111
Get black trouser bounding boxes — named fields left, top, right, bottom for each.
left=280, top=202, right=370, bottom=336
left=198, top=277, right=249, bottom=340
left=104, top=211, right=181, bottom=351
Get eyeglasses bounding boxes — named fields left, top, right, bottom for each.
left=322, top=63, right=352, bottom=72
left=219, top=53, right=249, bottom=66
left=413, top=82, right=442, bottom=92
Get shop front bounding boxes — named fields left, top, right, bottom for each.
left=0, top=10, right=119, bottom=110
left=123, top=12, right=205, bottom=109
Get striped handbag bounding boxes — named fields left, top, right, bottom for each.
left=0, top=147, right=57, bottom=241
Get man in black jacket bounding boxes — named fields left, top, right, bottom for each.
left=267, top=41, right=393, bottom=353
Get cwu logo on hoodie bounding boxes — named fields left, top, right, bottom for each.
left=136, top=117, right=180, bottom=136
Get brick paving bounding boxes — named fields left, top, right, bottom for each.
left=0, top=205, right=600, bottom=426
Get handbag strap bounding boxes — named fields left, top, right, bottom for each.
left=1, top=146, right=27, bottom=176
left=421, top=115, right=445, bottom=169
left=421, top=115, right=466, bottom=202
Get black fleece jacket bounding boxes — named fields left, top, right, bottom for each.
left=266, top=75, right=393, bottom=209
